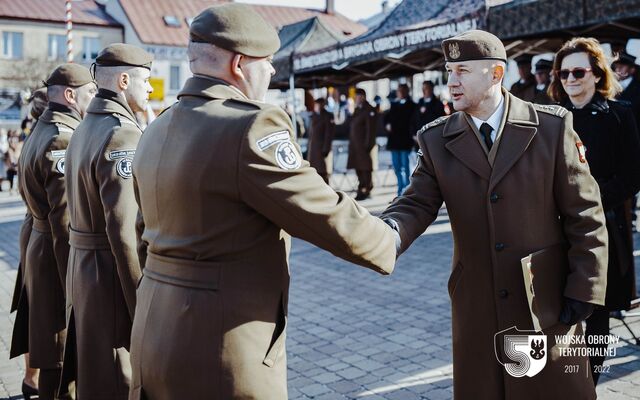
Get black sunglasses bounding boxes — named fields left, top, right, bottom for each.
left=556, top=68, right=592, bottom=80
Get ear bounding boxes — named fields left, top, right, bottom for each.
left=118, top=72, right=130, bottom=91
left=493, top=64, right=505, bottom=83
left=63, top=87, right=77, bottom=105
left=231, top=54, right=245, bottom=81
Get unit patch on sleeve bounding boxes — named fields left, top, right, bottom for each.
left=275, top=141, right=301, bottom=170
left=576, top=142, right=587, bottom=163
left=50, top=150, right=66, bottom=174
left=108, top=149, right=136, bottom=178
left=108, top=149, right=136, bottom=161
left=256, top=130, right=290, bottom=151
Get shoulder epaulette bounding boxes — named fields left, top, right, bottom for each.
left=533, top=104, right=568, bottom=118
left=417, top=115, right=449, bottom=135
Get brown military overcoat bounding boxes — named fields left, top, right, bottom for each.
left=61, top=91, right=142, bottom=399
left=10, top=105, right=80, bottom=368
left=308, top=109, right=334, bottom=174
left=129, top=76, right=396, bottom=400
left=382, top=93, right=608, bottom=400
left=347, top=102, right=378, bottom=171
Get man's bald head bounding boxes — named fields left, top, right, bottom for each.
left=188, top=41, right=234, bottom=78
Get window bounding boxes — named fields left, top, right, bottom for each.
left=82, top=37, right=100, bottom=61
left=48, top=34, right=66, bottom=60
left=2, top=32, right=23, bottom=59
left=163, top=15, right=181, bottom=27
left=170, top=65, right=181, bottom=91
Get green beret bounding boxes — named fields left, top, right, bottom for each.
left=190, top=4, right=280, bottom=58
left=44, top=63, right=94, bottom=87
left=96, top=43, right=153, bottom=69
left=442, top=30, right=507, bottom=63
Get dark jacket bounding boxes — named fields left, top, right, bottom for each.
left=384, top=98, right=417, bottom=151
left=563, top=94, right=640, bottom=310
left=412, top=96, right=446, bottom=133
left=618, top=76, right=640, bottom=133
left=510, top=75, right=536, bottom=102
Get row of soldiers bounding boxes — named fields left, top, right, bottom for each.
left=11, top=4, right=400, bottom=399
left=12, top=45, right=152, bottom=399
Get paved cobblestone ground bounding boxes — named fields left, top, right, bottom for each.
left=0, top=169, right=639, bottom=399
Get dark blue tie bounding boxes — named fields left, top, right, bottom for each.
left=480, top=122, right=493, bottom=150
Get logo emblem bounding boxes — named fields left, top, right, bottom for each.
left=275, top=141, right=301, bottom=170
left=55, top=158, right=65, bottom=174
left=116, top=157, right=133, bottom=179
left=495, top=326, right=547, bottom=378
left=448, top=42, right=461, bottom=59
left=576, top=142, right=587, bottom=163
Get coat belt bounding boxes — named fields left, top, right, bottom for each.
left=69, top=228, right=111, bottom=250
left=144, top=252, right=221, bottom=291
left=31, top=216, right=51, bottom=233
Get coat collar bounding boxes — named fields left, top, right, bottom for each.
left=178, top=75, right=250, bottom=102
left=443, top=91, right=538, bottom=185
left=38, top=102, right=82, bottom=130
left=562, top=92, right=609, bottom=113
left=87, top=90, right=140, bottom=128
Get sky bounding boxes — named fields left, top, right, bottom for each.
left=237, top=0, right=402, bottom=21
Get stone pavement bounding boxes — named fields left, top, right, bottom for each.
left=0, top=170, right=639, bottom=399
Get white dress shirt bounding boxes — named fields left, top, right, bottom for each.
left=470, top=95, right=505, bottom=142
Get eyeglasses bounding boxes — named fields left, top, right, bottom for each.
left=556, top=68, right=592, bottom=80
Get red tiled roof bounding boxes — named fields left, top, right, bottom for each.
left=0, top=0, right=121, bottom=26
left=118, top=0, right=367, bottom=47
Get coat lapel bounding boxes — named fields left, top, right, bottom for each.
left=488, top=93, right=539, bottom=191
left=444, top=113, right=491, bottom=181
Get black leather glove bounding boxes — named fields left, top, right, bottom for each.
left=559, top=297, right=594, bottom=325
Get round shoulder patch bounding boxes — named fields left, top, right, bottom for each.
left=55, top=158, right=65, bottom=174
left=275, top=141, right=301, bottom=170
left=116, top=157, right=133, bottom=179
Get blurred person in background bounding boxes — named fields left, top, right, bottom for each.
left=533, top=58, right=554, bottom=104
left=307, top=98, right=335, bottom=184
left=412, top=80, right=446, bottom=147
left=549, top=37, right=640, bottom=385
left=348, top=88, right=377, bottom=200
left=384, top=83, right=416, bottom=196
left=510, top=54, right=536, bottom=101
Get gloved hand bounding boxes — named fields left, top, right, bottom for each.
left=559, top=297, right=594, bottom=325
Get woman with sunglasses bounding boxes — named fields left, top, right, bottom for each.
left=549, top=37, right=640, bottom=385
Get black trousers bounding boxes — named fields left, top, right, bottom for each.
left=355, top=169, right=372, bottom=192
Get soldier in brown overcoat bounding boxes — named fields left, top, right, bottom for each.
left=382, top=30, right=608, bottom=400
left=510, top=55, right=536, bottom=102
left=61, top=44, right=153, bottom=399
left=129, top=5, right=396, bottom=399
left=307, top=97, right=335, bottom=183
left=347, top=88, right=378, bottom=200
left=11, top=63, right=96, bottom=400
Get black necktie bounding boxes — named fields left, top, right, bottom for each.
left=480, top=122, right=493, bottom=150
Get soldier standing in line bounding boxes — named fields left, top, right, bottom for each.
left=61, top=44, right=153, bottom=400
left=129, top=4, right=396, bottom=399
left=347, top=88, right=378, bottom=200
left=308, top=97, right=335, bottom=184
left=11, top=63, right=96, bottom=400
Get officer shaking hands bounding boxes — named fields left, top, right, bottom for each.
left=129, top=4, right=396, bottom=400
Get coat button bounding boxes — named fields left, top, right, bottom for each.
left=490, top=193, right=499, bottom=203
left=499, top=289, right=509, bottom=298
left=495, top=243, right=505, bottom=251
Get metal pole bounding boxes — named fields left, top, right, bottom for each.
left=289, top=56, right=298, bottom=139
left=66, top=0, right=73, bottom=62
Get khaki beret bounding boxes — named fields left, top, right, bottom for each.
left=190, top=3, right=280, bottom=58
left=96, top=43, right=153, bottom=69
left=442, top=30, right=507, bottom=63
left=44, top=63, right=94, bottom=87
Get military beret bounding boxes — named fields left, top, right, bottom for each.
left=514, top=54, right=533, bottom=66
left=534, top=58, right=553, bottom=72
left=615, top=51, right=637, bottom=66
left=43, top=63, right=94, bottom=87
left=95, top=43, right=153, bottom=69
left=190, top=3, right=280, bottom=58
left=442, top=30, right=507, bottom=63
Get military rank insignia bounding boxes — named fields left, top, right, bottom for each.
left=576, top=142, right=587, bottom=163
